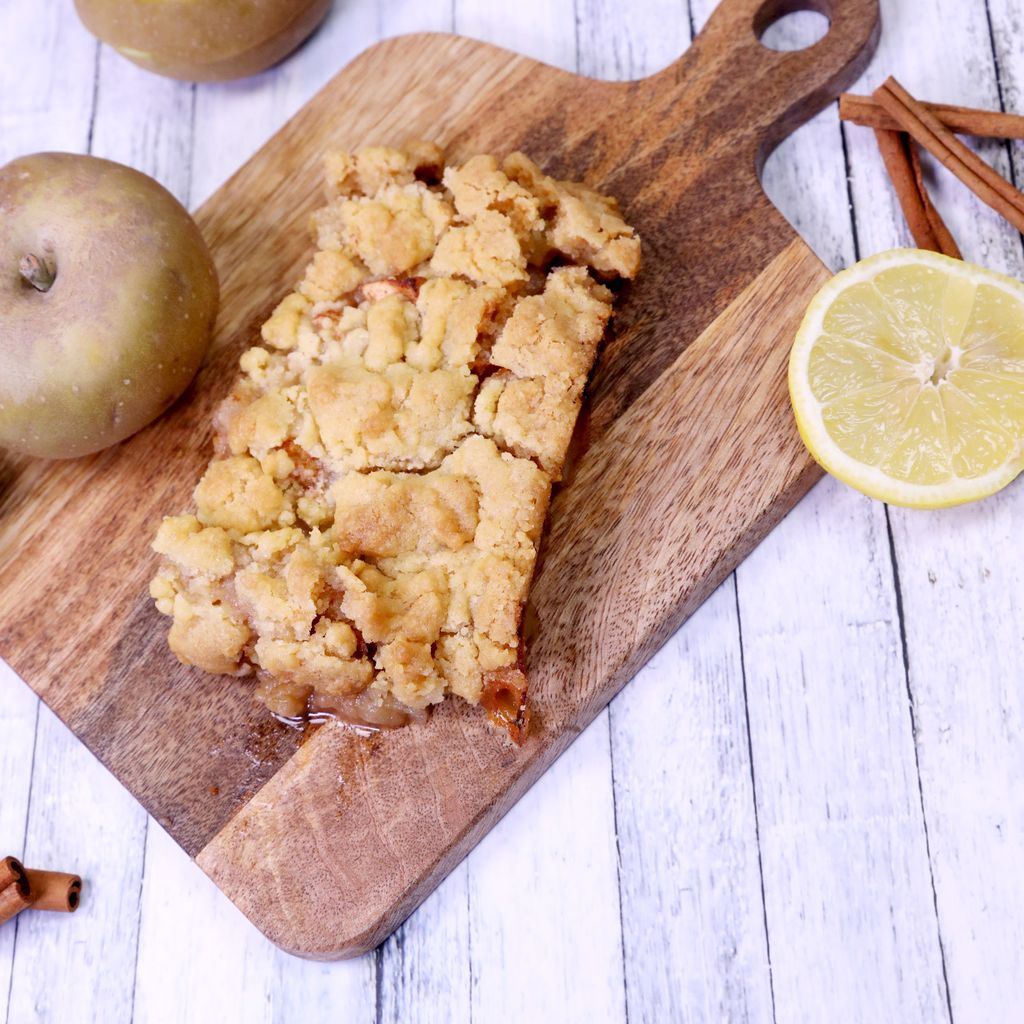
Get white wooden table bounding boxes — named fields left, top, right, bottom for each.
left=3, top=1, right=1023, bottom=1020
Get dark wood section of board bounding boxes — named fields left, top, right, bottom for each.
left=0, top=0, right=879, bottom=951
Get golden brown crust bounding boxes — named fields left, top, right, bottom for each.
left=150, top=142, right=639, bottom=740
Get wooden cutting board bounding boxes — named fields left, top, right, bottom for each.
left=0, top=0, right=879, bottom=958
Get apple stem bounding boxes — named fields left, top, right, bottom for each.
left=19, top=253, right=56, bottom=293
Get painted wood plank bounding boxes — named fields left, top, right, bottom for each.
left=576, top=0, right=690, bottom=80
left=988, top=0, right=1024, bottom=183
left=133, top=824, right=377, bottom=1024
left=90, top=48, right=195, bottom=205
left=455, top=0, right=577, bottom=68
left=736, top=480, right=950, bottom=1022
left=578, top=5, right=773, bottom=1022
left=854, top=3, right=1024, bottom=1020
left=610, top=583, right=775, bottom=1024
left=0, top=666, right=37, bottom=1024
left=189, top=0, right=380, bottom=207
left=689, top=2, right=949, bottom=1020
left=0, top=6, right=104, bottom=1022
left=6, top=705, right=146, bottom=1024
left=0, top=0, right=97, bottom=159
left=378, top=0, right=453, bottom=35
left=377, top=865, right=471, bottom=1024
left=448, top=7, right=625, bottom=1021
left=467, top=714, right=626, bottom=1024
left=889, top=497, right=1024, bottom=1024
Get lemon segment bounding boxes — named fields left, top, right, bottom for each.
left=789, top=249, right=1024, bottom=508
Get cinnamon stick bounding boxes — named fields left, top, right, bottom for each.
left=0, top=884, right=31, bottom=926
left=907, top=142, right=962, bottom=259
left=0, top=857, right=31, bottom=926
left=842, top=93, right=1024, bottom=140
left=24, top=869, right=82, bottom=913
left=874, top=77, right=1024, bottom=235
left=0, top=855, right=26, bottom=891
left=873, top=128, right=961, bottom=258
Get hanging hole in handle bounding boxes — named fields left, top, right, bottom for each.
left=755, top=0, right=831, bottom=52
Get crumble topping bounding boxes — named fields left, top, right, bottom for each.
left=150, top=143, right=639, bottom=740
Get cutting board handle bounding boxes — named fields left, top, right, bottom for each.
left=655, top=0, right=880, bottom=174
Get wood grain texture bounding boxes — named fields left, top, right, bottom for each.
left=6, top=706, right=146, bottom=1024
left=585, top=6, right=775, bottom=1022
left=611, top=582, right=775, bottom=1023
left=8, top=2, right=1024, bottom=1018
left=133, top=824, right=376, bottom=1024
left=881, top=4, right=1024, bottom=1019
left=0, top=665, right=35, bottom=1023
left=466, top=715, right=626, bottom=1024
left=846, top=4, right=1024, bottom=1018
left=0, top=0, right=880, bottom=957
left=738, top=480, right=951, bottom=1023
left=719, top=7, right=953, bottom=1021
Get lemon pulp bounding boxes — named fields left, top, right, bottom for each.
left=789, top=248, right=1024, bottom=508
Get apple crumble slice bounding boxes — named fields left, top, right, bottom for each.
left=150, top=142, right=639, bottom=742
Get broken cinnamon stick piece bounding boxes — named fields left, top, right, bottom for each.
left=0, top=885, right=31, bottom=926
left=0, top=857, right=31, bottom=926
left=841, top=93, right=1024, bottom=139
left=24, top=869, right=82, bottom=913
left=874, top=77, right=1024, bottom=235
left=0, top=855, right=26, bottom=892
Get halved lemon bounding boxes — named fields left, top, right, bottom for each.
left=789, top=248, right=1024, bottom=508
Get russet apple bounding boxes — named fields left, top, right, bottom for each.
left=0, top=152, right=219, bottom=459
left=73, top=0, right=331, bottom=82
